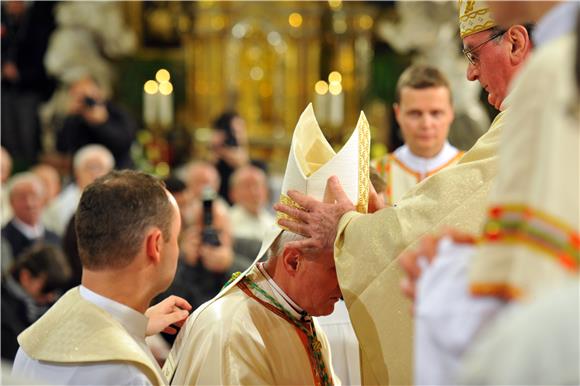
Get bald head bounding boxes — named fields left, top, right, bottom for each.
left=185, top=161, right=221, bottom=201
left=8, top=173, right=45, bottom=226
left=230, top=165, right=269, bottom=215
left=73, top=145, right=114, bottom=190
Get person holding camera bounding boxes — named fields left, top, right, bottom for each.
left=156, top=187, right=235, bottom=343
left=210, top=111, right=250, bottom=204
left=56, top=76, right=136, bottom=169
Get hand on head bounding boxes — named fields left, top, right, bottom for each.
left=274, top=176, right=355, bottom=252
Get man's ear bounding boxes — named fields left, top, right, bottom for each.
left=145, top=228, right=163, bottom=265
left=507, top=25, right=530, bottom=65
left=282, top=246, right=301, bottom=276
left=393, top=103, right=401, bottom=124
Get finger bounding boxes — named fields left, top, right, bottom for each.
left=285, top=238, right=321, bottom=251
left=399, top=277, right=416, bottom=301
left=326, top=176, right=351, bottom=206
left=169, top=296, right=193, bottom=311
left=273, top=203, right=310, bottom=224
left=163, top=310, right=190, bottom=326
left=399, top=249, right=422, bottom=281
left=163, top=326, right=178, bottom=335
left=368, top=185, right=385, bottom=213
left=277, top=218, right=311, bottom=237
left=420, top=234, right=439, bottom=262
left=440, top=227, right=477, bottom=244
left=286, top=190, right=319, bottom=212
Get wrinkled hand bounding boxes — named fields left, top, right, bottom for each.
left=399, top=228, right=476, bottom=309
left=368, top=183, right=386, bottom=213
left=145, top=295, right=192, bottom=336
left=273, top=176, right=355, bottom=252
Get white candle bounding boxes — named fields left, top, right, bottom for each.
left=328, top=91, right=344, bottom=128
left=143, top=80, right=159, bottom=127
left=159, top=93, right=173, bottom=128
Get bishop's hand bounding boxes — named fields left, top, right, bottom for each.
left=274, top=176, right=355, bottom=252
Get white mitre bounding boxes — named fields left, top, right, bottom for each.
left=229, top=102, right=370, bottom=287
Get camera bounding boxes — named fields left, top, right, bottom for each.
left=83, top=96, right=98, bottom=108
left=201, top=187, right=221, bottom=247
left=222, top=127, right=238, bottom=147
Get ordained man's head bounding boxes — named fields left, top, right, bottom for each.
left=267, top=231, right=342, bottom=317
left=76, top=170, right=181, bottom=292
left=394, top=65, right=454, bottom=159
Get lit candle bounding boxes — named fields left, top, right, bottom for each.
left=143, top=80, right=159, bottom=127
left=158, top=81, right=174, bottom=128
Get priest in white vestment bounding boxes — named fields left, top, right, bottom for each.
left=164, top=104, right=371, bottom=385
left=373, top=64, right=463, bottom=205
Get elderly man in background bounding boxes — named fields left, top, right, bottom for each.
left=30, top=163, right=61, bottom=208
left=373, top=64, right=462, bottom=204
left=13, top=170, right=191, bottom=385
left=165, top=104, right=370, bottom=385
left=1, top=146, right=14, bottom=225
left=43, top=144, right=114, bottom=235
left=1, top=173, right=61, bottom=270
left=228, top=164, right=274, bottom=242
left=275, top=3, right=534, bottom=383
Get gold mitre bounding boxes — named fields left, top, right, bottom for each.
left=458, top=0, right=497, bottom=38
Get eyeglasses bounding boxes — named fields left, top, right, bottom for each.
left=462, top=30, right=506, bottom=65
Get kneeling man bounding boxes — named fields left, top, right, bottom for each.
left=165, top=104, right=371, bottom=385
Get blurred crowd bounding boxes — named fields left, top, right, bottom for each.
left=0, top=2, right=286, bottom=362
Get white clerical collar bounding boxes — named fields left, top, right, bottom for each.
left=256, top=263, right=309, bottom=321
left=533, top=1, right=578, bottom=48
left=79, top=285, right=149, bottom=340
left=12, top=217, right=44, bottom=239
left=393, top=142, right=459, bottom=178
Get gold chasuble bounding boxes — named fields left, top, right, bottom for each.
left=170, top=266, right=337, bottom=385
left=469, top=34, right=580, bottom=300
left=17, top=288, right=166, bottom=386
left=335, top=111, right=505, bottom=385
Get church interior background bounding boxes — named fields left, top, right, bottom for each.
left=36, top=0, right=496, bottom=177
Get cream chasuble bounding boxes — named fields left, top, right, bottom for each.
left=468, top=33, right=580, bottom=299
left=170, top=265, right=338, bottom=385
left=334, top=110, right=505, bottom=385
left=17, top=288, right=166, bottom=386
left=373, top=143, right=464, bottom=205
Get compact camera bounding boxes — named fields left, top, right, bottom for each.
left=201, top=187, right=221, bottom=247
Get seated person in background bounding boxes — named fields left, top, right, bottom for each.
left=210, top=111, right=249, bottom=204
left=1, top=173, right=60, bottom=266
left=31, top=163, right=61, bottom=207
left=1, top=244, right=71, bottom=362
left=228, top=164, right=274, bottom=242
left=373, top=64, right=462, bottom=204
left=1, top=146, right=13, bottom=225
left=165, top=103, right=369, bottom=385
left=13, top=170, right=191, bottom=386
left=56, top=75, right=136, bottom=169
left=44, top=144, right=114, bottom=236
left=184, top=161, right=221, bottom=202
left=156, top=189, right=235, bottom=325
